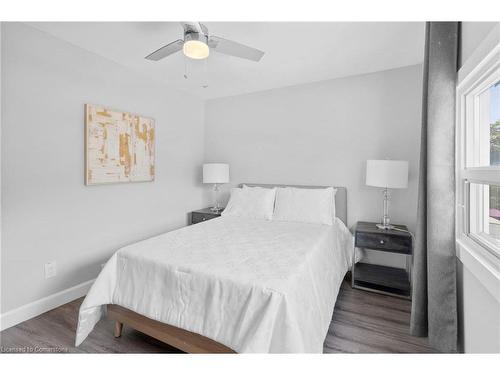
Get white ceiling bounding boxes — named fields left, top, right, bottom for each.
left=27, top=22, right=425, bottom=100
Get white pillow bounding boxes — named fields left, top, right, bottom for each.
left=242, top=184, right=270, bottom=190
left=272, top=187, right=336, bottom=225
left=222, top=187, right=276, bottom=220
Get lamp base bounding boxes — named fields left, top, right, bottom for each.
left=376, top=223, right=395, bottom=230
left=210, top=183, right=223, bottom=213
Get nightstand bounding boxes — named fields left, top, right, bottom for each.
left=353, top=221, right=412, bottom=299
left=190, top=208, right=223, bottom=225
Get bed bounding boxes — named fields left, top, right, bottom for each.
left=75, top=184, right=353, bottom=353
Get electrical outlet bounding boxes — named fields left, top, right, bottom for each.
left=44, top=261, right=57, bottom=279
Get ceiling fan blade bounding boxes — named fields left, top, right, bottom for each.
left=208, top=36, right=265, bottom=62
left=145, top=39, right=184, bottom=61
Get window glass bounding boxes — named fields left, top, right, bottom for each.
left=491, top=82, right=500, bottom=166
left=469, top=182, right=500, bottom=248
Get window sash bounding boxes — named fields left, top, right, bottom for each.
left=463, top=66, right=500, bottom=168
left=461, top=168, right=500, bottom=185
left=464, top=181, right=500, bottom=258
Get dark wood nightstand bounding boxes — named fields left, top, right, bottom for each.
left=353, top=221, right=413, bottom=299
left=190, top=208, right=223, bottom=225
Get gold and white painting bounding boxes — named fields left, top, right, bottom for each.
left=85, top=104, right=155, bottom=185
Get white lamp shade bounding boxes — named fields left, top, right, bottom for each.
left=366, top=160, right=408, bottom=189
left=203, top=163, right=229, bottom=184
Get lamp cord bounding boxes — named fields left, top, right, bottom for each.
left=389, top=226, right=415, bottom=241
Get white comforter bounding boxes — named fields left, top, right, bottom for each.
left=75, top=216, right=353, bottom=353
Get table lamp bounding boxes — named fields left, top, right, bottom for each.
left=203, top=163, right=229, bottom=212
left=366, top=160, right=408, bottom=230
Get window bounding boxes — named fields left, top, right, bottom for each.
left=457, top=51, right=500, bottom=259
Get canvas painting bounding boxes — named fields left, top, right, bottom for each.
left=85, top=104, right=155, bottom=185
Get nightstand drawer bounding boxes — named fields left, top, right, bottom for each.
left=192, top=212, right=211, bottom=224
left=355, top=231, right=411, bottom=254
left=191, top=210, right=221, bottom=225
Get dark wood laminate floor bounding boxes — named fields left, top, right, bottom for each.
left=0, top=281, right=435, bottom=353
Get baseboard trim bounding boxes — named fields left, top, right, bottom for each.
left=0, top=279, right=95, bottom=331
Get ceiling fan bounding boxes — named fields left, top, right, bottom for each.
left=145, top=22, right=265, bottom=62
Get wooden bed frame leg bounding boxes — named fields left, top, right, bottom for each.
left=114, top=321, right=123, bottom=338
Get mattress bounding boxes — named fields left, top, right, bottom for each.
left=75, top=216, right=354, bottom=353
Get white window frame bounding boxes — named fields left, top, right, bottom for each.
left=456, top=24, right=500, bottom=302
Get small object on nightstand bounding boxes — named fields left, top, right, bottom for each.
left=353, top=221, right=413, bottom=299
left=190, top=208, right=223, bottom=225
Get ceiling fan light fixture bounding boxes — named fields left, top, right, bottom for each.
left=183, top=33, right=209, bottom=60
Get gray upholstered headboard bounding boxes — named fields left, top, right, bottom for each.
left=240, top=183, right=347, bottom=225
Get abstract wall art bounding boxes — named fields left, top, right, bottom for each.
left=85, top=104, right=155, bottom=185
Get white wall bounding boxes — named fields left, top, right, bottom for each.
left=459, top=22, right=498, bottom=67
left=457, top=22, right=500, bottom=353
left=1, top=23, right=207, bottom=315
left=457, top=262, right=500, bottom=353
left=205, top=64, right=422, bottom=267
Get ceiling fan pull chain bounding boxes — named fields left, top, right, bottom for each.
left=183, top=54, right=188, bottom=79
left=202, top=58, right=209, bottom=88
